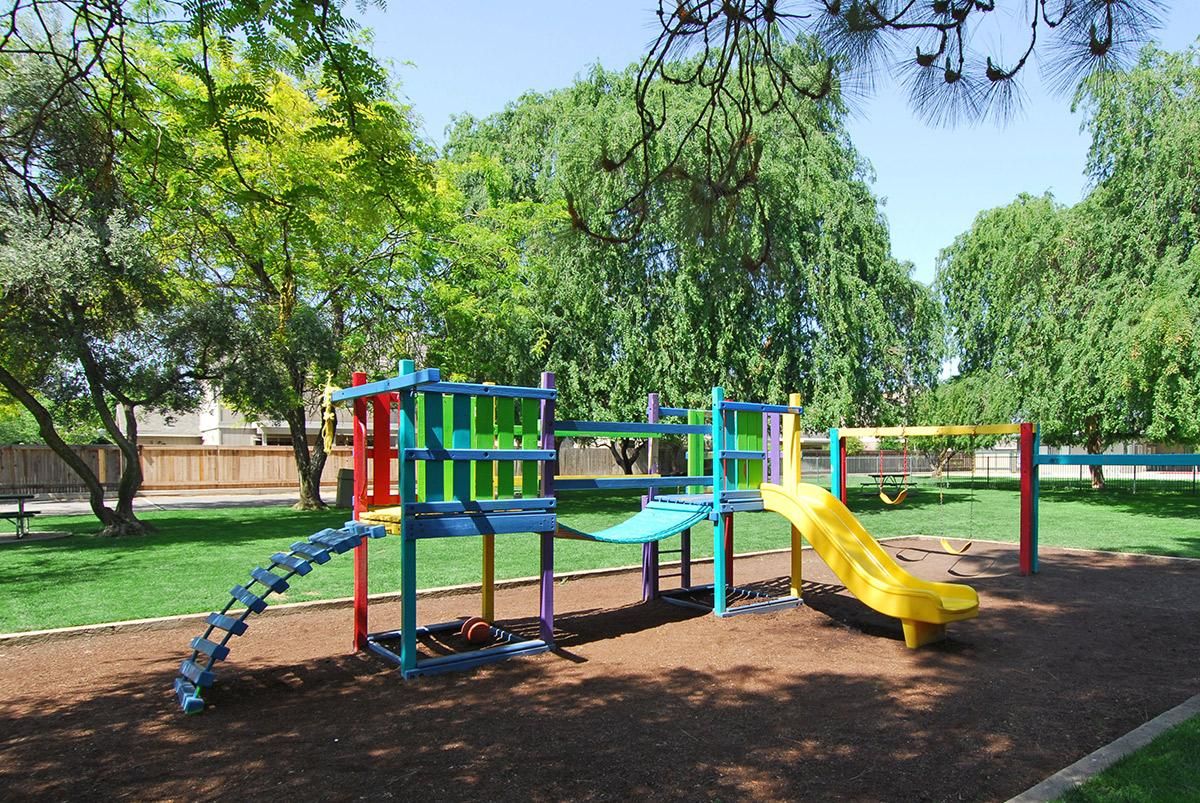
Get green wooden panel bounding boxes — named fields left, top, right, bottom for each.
left=724, top=411, right=738, bottom=490
left=451, top=394, right=472, bottom=502
left=746, top=411, right=763, bottom=488
left=415, top=394, right=426, bottom=501
left=520, top=398, right=539, bottom=496
left=496, top=399, right=515, bottom=498
left=687, top=409, right=706, bottom=495
left=473, top=396, right=495, bottom=500
left=443, top=394, right=454, bottom=492
left=423, top=392, right=445, bottom=502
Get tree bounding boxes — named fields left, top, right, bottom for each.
left=0, top=55, right=229, bottom=533
left=564, top=0, right=1172, bottom=242
left=443, top=47, right=943, bottom=430
left=131, top=37, right=434, bottom=508
left=936, top=44, right=1200, bottom=488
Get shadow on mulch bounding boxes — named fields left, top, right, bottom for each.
left=0, top=540, right=1198, bottom=801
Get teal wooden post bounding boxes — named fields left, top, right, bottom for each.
left=396, top=359, right=418, bottom=673
left=712, top=386, right=726, bottom=616
left=830, top=428, right=842, bottom=500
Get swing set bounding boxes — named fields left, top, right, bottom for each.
left=832, top=424, right=1029, bottom=557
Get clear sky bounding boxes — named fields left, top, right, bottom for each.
left=357, top=2, right=1200, bottom=285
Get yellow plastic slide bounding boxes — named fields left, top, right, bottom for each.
left=760, top=482, right=979, bottom=648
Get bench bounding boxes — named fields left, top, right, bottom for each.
left=1, top=510, right=40, bottom=539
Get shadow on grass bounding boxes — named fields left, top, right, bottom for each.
left=1039, top=483, right=1200, bottom=522
left=27, top=505, right=351, bottom=548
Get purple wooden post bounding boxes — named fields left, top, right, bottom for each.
left=538, top=372, right=556, bottom=643
left=770, top=413, right=783, bottom=484
left=642, top=392, right=660, bottom=601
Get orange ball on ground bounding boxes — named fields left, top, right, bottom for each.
left=463, top=620, right=492, bottom=644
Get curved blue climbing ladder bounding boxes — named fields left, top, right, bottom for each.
left=174, top=521, right=386, bottom=714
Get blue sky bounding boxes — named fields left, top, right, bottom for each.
left=357, top=2, right=1200, bottom=285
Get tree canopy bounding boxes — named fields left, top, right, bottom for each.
left=937, top=43, right=1200, bottom=483
left=443, top=48, right=942, bottom=427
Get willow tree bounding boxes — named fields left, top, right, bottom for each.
left=444, top=46, right=942, bottom=432
left=937, top=44, right=1200, bottom=488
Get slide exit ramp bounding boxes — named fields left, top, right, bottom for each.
left=760, top=482, right=978, bottom=648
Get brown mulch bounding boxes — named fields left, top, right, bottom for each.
left=1, top=538, right=1198, bottom=802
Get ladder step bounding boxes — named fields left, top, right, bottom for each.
left=205, top=613, right=248, bottom=636
left=190, top=636, right=230, bottom=661
left=250, top=566, right=289, bottom=594
left=180, top=658, right=217, bottom=687
left=309, top=529, right=359, bottom=554
left=289, top=542, right=332, bottom=564
left=230, top=585, right=268, bottom=613
left=346, top=522, right=388, bottom=539
left=270, top=552, right=312, bottom=575
left=174, top=678, right=205, bottom=714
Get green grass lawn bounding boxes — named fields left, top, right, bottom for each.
left=1, top=474, right=1197, bottom=633
left=1056, top=714, right=1200, bottom=802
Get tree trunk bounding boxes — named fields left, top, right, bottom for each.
left=112, top=405, right=151, bottom=531
left=605, top=438, right=645, bottom=475
left=76, top=351, right=151, bottom=534
left=1085, top=419, right=1106, bottom=490
left=285, top=406, right=327, bottom=509
left=0, top=363, right=144, bottom=534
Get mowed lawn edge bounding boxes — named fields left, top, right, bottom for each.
left=1056, top=714, right=1200, bottom=803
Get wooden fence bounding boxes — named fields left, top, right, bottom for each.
left=0, top=443, right=680, bottom=495
left=0, top=446, right=354, bottom=494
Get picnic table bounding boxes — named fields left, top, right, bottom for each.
left=865, top=472, right=911, bottom=491
left=0, top=493, right=39, bottom=539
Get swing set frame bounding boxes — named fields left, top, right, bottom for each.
left=829, top=423, right=1039, bottom=576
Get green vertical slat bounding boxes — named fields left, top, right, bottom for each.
left=415, top=394, right=426, bottom=501
left=520, top=399, right=539, bottom=497
left=423, top=392, right=444, bottom=502
left=747, top=411, right=763, bottom=488
left=452, top=395, right=472, bottom=501
left=687, top=409, right=705, bottom=495
left=473, top=396, right=495, bottom=500
left=725, top=410, right=738, bottom=490
left=497, top=399, right=515, bottom=498
left=443, top=394, right=454, bottom=492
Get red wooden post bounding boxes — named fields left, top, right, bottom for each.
left=1019, top=421, right=1033, bottom=576
left=371, top=395, right=391, bottom=504
left=838, top=436, right=849, bottom=507
left=351, top=372, right=369, bottom=651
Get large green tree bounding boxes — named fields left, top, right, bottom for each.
left=131, top=37, right=434, bottom=508
left=442, top=50, right=942, bottom=435
left=937, top=44, right=1200, bottom=487
left=0, top=55, right=228, bottom=533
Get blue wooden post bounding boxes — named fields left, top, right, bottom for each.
left=642, top=392, right=660, bottom=601
left=396, top=359, right=418, bottom=673
left=712, top=386, right=726, bottom=616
